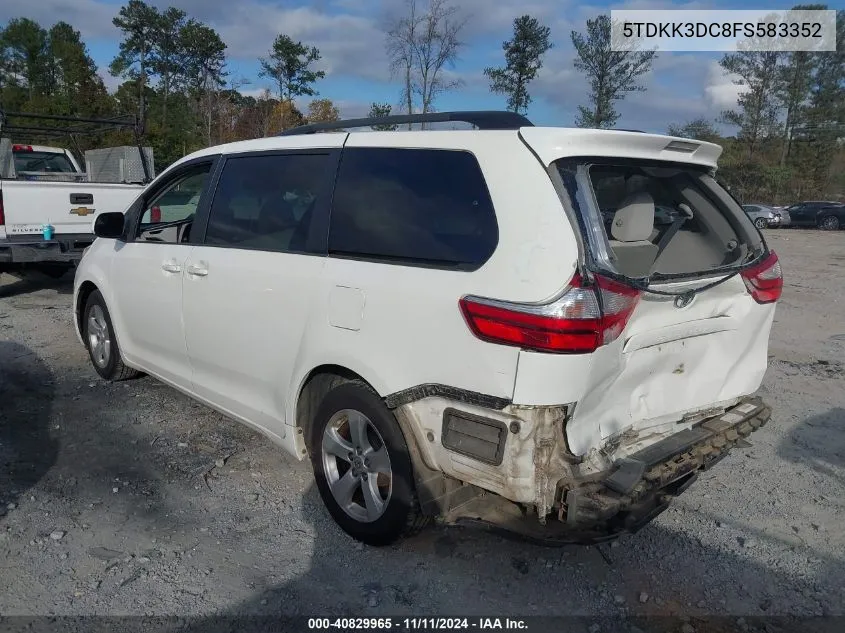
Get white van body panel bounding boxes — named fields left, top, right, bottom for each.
left=72, top=122, right=777, bottom=541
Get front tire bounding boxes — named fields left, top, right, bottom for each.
left=83, top=290, right=140, bottom=381
left=754, top=217, right=767, bottom=229
left=819, top=215, right=840, bottom=231
left=310, top=380, right=427, bottom=545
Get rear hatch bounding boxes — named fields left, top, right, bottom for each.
left=516, top=129, right=781, bottom=454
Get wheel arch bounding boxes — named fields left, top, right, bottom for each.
left=293, top=363, right=383, bottom=452
left=293, top=363, right=447, bottom=526
left=75, top=280, right=100, bottom=338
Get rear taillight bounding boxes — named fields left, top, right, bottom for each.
left=740, top=251, right=782, bottom=304
left=459, top=273, right=641, bottom=354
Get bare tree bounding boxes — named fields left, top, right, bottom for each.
left=384, top=0, right=465, bottom=128
left=414, top=0, right=465, bottom=116
left=385, top=0, right=418, bottom=128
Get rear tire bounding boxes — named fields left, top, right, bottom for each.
left=83, top=290, right=140, bottom=381
left=310, top=380, right=427, bottom=545
left=819, top=215, right=840, bottom=231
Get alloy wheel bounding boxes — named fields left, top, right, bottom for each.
left=321, top=409, right=393, bottom=523
left=87, top=304, right=111, bottom=368
left=820, top=216, right=840, bottom=231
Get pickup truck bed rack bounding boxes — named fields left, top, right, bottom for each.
left=0, top=111, right=153, bottom=183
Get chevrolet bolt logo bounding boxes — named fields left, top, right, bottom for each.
left=70, top=206, right=94, bottom=216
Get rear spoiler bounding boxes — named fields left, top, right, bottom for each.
left=519, top=127, right=722, bottom=170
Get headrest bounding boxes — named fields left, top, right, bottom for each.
left=257, top=196, right=296, bottom=230
left=611, top=192, right=655, bottom=242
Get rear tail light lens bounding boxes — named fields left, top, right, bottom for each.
left=740, top=251, right=782, bottom=304
left=150, top=206, right=161, bottom=223
left=460, top=273, right=641, bottom=354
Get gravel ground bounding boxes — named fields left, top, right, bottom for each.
left=0, top=229, right=843, bottom=628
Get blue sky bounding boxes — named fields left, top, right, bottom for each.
left=1, top=0, right=822, bottom=132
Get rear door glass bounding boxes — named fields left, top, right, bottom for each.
left=328, top=148, right=498, bottom=269
left=204, top=153, right=332, bottom=254
left=14, top=152, right=76, bottom=173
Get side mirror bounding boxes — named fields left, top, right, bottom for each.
left=94, top=212, right=125, bottom=239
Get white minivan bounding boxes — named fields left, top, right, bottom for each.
left=73, top=112, right=781, bottom=545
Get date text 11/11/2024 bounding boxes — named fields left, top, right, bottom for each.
left=308, top=618, right=529, bottom=630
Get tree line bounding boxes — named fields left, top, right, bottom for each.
left=669, top=8, right=845, bottom=203
left=0, top=0, right=343, bottom=167
left=0, top=0, right=842, bottom=201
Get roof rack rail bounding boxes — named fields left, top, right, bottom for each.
left=279, top=110, right=533, bottom=136
left=615, top=128, right=646, bottom=133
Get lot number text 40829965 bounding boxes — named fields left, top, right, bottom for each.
left=307, top=618, right=529, bottom=630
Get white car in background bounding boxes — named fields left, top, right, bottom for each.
left=771, top=205, right=791, bottom=226
left=742, top=203, right=783, bottom=229
left=72, top=112, right=781, bottom=545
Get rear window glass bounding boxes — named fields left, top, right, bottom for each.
left=557, top=159, right=762, bottom=278
left=328, top=148, right=498, bottom=269
left=588, top=164, right=708, bottom=236
left=14, top=151, right=76, bottom=173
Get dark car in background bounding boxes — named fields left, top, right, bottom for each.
left=785, top=201, right=845, bottom=230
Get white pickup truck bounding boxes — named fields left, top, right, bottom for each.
left=0, top=143, right=147, bottom=277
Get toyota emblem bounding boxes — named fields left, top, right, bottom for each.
left=674, top=293, right=694, bottom=309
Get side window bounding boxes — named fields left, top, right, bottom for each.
left=204, top=153, right=331, bottom=253
left=328, top=148, right=498, bottom=268
left=137, top=164, right=212, bottom=243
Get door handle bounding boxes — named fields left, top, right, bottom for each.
left=161, top=261, right=182, bottom=273
left=186, top=263, right=208, bottom=277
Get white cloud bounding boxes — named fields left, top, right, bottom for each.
left=530, top=47, right=585, bottom=111
left=3, top=0, right=739, bottom=132
left=704, top=60, right=743, bottom=111
left=97, top=67, right=123, bottom=94
left=0, top=0, right=116, bottom=39
left=455, top=0, right=565, bottom=38
left=239, top=87, right=273, bottom=99
left=211, top=4, right=391, bottom=82
left=0, top=0, right=392, bottom=84
left=529, top=46, right=730, bottom=131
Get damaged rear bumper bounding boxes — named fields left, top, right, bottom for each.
left=442, top=396, right=771, bottom=545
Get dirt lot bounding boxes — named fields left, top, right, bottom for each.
left=1, top=229, right=843, bottom=627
